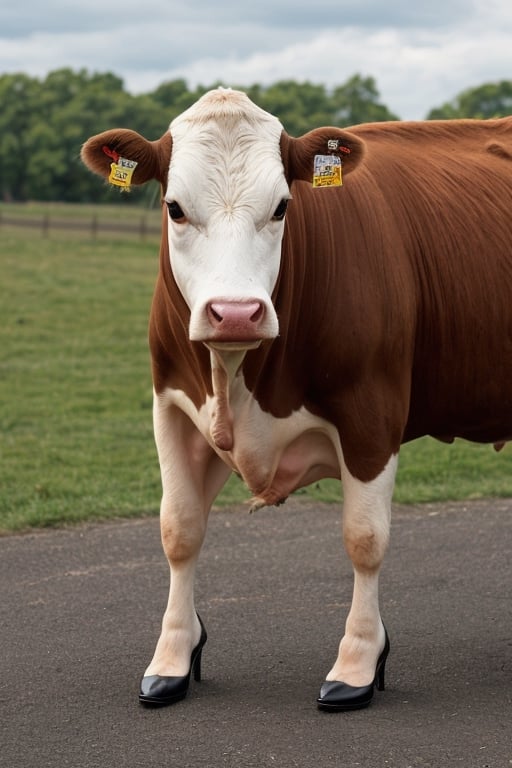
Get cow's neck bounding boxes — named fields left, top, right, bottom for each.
left=208, top=348, right=246, bottom=452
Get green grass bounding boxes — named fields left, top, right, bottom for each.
left=1, top=228, right=160, bottom=532
left=302, top=438, right=512, bottom=506
left=1, top=211, right=512, bottom=533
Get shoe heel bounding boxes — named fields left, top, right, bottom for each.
left=376, top=659, right=386, bottom=691
left=192, top=647, right=203, bottom=682
left=375, top=627, right=390, bottom=691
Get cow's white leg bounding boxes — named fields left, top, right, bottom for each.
left=325, top=454, right=397, bottom=688
left=143, top=396, right=230, bottom=679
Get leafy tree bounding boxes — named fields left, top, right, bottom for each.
left=0, top=69, right=402, bottom=202
left=0, top=69, right=137, bottom=202
left=330, top=75, right=399, bottom=126
left=150, top=78, right=193, bottom=120
left=427, top=80, right=512, bottom=120
left=0, top=74, right=40, bottom=200
left=252, top=80, right=332, bottom=135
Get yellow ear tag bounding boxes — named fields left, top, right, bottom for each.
left=312, top=154, right=342, bottom=188
left=108, top=156, right=138, bottom=189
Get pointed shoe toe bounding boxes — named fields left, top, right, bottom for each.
left=139, top=673, right=190, bottom=706
left=317, top=680, right=374, bottom=711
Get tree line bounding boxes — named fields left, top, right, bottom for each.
left=1, top=68, right=511, bottom=204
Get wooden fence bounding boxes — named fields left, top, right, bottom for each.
left=0, top=211, right=162, bottom=240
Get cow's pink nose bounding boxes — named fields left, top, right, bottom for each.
left=206, top=300, right=265, bottom=340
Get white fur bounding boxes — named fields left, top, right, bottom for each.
left=165, top=90, right=289, bottom=342
left=326, top=454, right=398, bottom=685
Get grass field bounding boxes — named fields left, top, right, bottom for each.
left=1, top=204, right=512, bottom=533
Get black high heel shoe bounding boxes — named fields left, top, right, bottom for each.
left=139, top=615, right=207, bottom=707
left=317, top=628, right=390, bottom=712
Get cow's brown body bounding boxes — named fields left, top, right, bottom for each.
left=82, top=91, right=512, bottom=711
left=151, top=117, right=512, bottom=482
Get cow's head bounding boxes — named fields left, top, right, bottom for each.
left=81, top=88, right=365, bottom=353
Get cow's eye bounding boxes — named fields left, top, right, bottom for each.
left=167, top=201, right=186, bottom=222
left=272, top=199, right=288, bottom=221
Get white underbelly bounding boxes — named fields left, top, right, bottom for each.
left=163, top=379, right=342, bottom=508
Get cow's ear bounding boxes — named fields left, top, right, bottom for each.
left=81, top=129, right=172, bottom=186
left=280, top=127, right=366, bottom=185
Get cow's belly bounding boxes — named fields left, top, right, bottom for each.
left=166, top=383, right=342, bottom=509
left=224, top=407, right=342, bottom=509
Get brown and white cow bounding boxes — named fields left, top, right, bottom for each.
left=82, top=88, right=512, bottom=711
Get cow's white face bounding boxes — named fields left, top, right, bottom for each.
left=164, top=90, right=289, bottom=351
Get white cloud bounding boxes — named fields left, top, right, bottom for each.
left=1, top=0, right=512, bottom=120
left=123, top=21, right=512, bottom=120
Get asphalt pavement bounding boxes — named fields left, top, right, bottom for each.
left=1, top=499, right=511, bottom=768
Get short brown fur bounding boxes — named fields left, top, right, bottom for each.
left=82, top=115, right=512, bottom=482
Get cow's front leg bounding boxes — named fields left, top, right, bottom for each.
left=317, top=454, right=397, bottom=711
left=139, top=397, right=230, bottom=706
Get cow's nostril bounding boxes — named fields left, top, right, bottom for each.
left=250, top=303, right=264, bottom=323
left=208, top=301, right=263, bottom=326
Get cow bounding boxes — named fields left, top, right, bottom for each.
left=81, top=88, right=512, bottom=711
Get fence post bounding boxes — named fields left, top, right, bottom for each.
left=42, top=214, right=49, bottom=237
left=91, top=214, right=98, bottom=239
left=139, top=216, right=147, bottom=241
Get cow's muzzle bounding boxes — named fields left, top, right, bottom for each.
left=208, top=299, right=262, bottom=334
left=202, top=299, right=271, bottom=345
left=188, top=295, right=279, bottom=347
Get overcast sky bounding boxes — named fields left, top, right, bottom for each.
left=1, top=0, right=512, bottom=120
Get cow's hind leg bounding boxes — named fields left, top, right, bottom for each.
left=317, top=454, right=397, bottom=711
left=139, top=397, right=230, bottom=706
